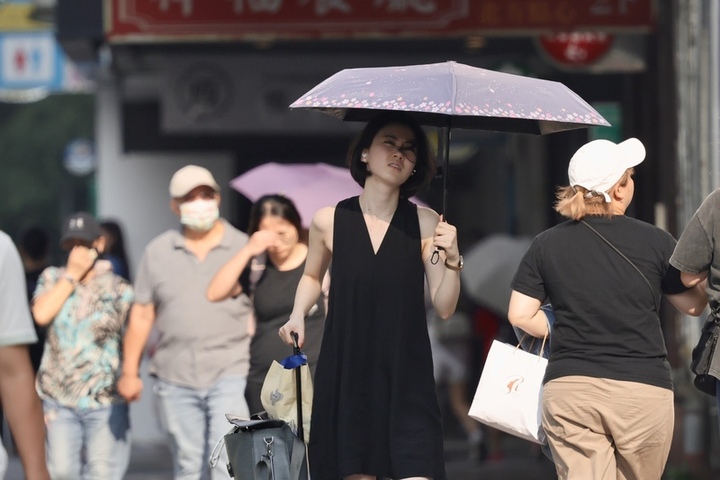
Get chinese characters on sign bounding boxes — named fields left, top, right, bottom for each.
left=109, top=0, right=652, bottom=41
left=151, top=0, right=441, bottom=16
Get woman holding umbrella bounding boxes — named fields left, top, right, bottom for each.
left=279, top=111, right=461, bottom=480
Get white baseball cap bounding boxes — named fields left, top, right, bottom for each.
left=568, top=138, right=646, bottom=202
left=169, top=165, right=220, bottom=198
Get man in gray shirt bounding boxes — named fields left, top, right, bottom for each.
left=118, top=165, right=251, bottom=480
left=670, top=188, right=720, bottom=423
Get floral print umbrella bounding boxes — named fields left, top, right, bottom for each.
left=290, top=61, right=610, bottom=214
left=290, top=61, right=610, bottom=135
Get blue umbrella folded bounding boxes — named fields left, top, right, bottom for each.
left=279, top=352, right=308, bottom=369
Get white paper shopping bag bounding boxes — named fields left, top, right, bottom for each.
left=469, top=339, right=548, bottom=444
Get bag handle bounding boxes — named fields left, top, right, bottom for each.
left=255, top=436, right=275, bottom=480
left=208, top=425, right=236, bottom=468
left=516, top=332, right=548, bottom=362
left=581, top=220, right=659, bottom=313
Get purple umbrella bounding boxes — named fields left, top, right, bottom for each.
left=290, top=61, right=610, bottom=214
left=230, top=162, right=427, bottom=228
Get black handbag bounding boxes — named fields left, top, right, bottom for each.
left=690, top=312, right=720, bottom=397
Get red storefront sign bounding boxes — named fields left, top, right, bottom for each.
left=106, top=0, right=654, bottom=42
left=539, top=32, right=615, bottom=66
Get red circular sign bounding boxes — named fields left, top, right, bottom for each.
left=539, top=32, right=614, bottom=66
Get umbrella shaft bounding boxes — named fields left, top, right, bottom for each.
left=440, top=122, right=452, bottom=218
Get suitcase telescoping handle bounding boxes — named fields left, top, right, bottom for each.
left=291, top=332, right=304, bottom=442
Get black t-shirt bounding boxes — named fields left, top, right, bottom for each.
left=512, top=215, right=682, bottom=390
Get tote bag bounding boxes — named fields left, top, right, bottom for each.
left=469, top=339, right=548, bottom=444
left=260, top=353, right=313, bottom=443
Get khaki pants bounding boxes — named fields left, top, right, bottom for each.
left=542, top=376, right=674, bottom=480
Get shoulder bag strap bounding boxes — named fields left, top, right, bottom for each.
left=581, top=220, right=659, bottom=313
left=255, top=436, right=275, bottom=480
left=249, top=253, right=267, bottom=296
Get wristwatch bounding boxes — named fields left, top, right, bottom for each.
left=444, top=255, right=464, bottom=272
left=63, top=273, right=79, bottom=287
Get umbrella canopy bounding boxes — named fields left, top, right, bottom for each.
left=290, top=61, right=610, bottom=135
left=461, top=234, right=533, bottom=317
left=290, top=61, right=610, bottom=215
left=230, top=162, right=426, bottom=228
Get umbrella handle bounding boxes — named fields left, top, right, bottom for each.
left=289, top=331, right=304, bottom=442
left=291, top=332, right=300, bottom=355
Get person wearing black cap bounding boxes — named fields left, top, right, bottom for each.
left=31, top=212, right=133, bottom=480
left=508, top=138, right=707, bottom=480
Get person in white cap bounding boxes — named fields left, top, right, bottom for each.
left=507, top=138, right=707, bottom=480
left=118, top=165, right=252, bottom=480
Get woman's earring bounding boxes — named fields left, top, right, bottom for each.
left=412, top=169, right=417, bottom=175
left=361, top=152, right=368, bottom=163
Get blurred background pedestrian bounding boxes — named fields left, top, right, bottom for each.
left=118, top=165, right=253, bottom=480
left=32, top=212, right=133, bottom=480
left=669, top=188, right=720, bottom=425
left=100, top=220, right=131, bottom=281
left=0, top=230, right=50, bottom=480
left=208, top=194, right=326, bottom=415
left=17, top=226, right=51, bottom=373
left=427, top=305, right=484, bottom=461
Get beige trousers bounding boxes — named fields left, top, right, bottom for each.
left=542, top=375, right=674, bottom=480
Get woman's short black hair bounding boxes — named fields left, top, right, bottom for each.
left=247, top=194, right=307, bottom=243
left=347, top=111, right=436, bottom=198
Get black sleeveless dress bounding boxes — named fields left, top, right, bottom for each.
left=245, top=260, right=325, bottom=415
left=308, top=196, right=446, bottom=480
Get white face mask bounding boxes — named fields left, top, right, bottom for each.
left=179, top=199, right=219, bottom=232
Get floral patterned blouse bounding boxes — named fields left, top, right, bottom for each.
left=34, top=265, right=134, bottom=409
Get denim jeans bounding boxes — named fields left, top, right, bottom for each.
left=43, top=399, right=131, bottom=480
left=153, top=374, right=249, bottom=480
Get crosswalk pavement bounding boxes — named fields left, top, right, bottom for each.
left=5, top=436, right=556, bottom=480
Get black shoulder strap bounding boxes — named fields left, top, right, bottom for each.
left=581, top=220, right=659, bottom=313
